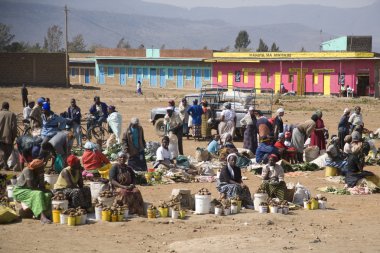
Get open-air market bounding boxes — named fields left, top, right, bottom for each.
left=1, top=1, right=380, bottom=252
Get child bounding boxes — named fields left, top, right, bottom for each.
left=207, top=134, right=221, bottom=155
left=284, top=131, right=297, bottom=164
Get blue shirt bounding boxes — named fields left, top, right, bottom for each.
left=41, top=112, right=66, bottom=138
left=187, top=105, right=203, bottom=125
left=255, top=142, right=278, bottom=164
left=207, top=140, right=220, bottom=154
left=131, top=127, right=139, bottom=149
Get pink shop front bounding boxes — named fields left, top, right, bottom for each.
left=209, top=52, right=379, bottom=96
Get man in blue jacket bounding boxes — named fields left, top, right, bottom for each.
left=67, top=98, right=82, bottom=147
left=87, top=96, right=108, bottom=139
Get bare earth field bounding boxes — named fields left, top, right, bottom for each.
left=1, top=85, right=380, bottom=253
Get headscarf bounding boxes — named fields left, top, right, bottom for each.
left=117, top=151, right=127, bottom=158
left=268, top=154, right=278, bottom=162
left=315, top=110, right=322, bottom=118
left=28, top=159, right=44, bottom=170
left=278, top=132, right=285, bottom=139
left=226, top=153, right=238, bottom=178
left=84, top=141, right=97, bottom=150
left=277, top=108, right=285, bottom=115
left=108, top=105, right=116, bottom=111
left=42, top=102, right=50, bottom=111
left=248, top=106, right=255, bottom=111
left=131, top=117, right=139, bottom=125
left=351, top=131, right=361, bottom=142
left=37, top=97, right=45, bottom=104
left=67, top=154, right=80, bottom=167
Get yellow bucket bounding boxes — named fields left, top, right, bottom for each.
left=237, top=201, right=242, bottom=212
left=118, top=214, right=124, bottom=222
left=75, top=215, right=81, bottom=225
left=158, top=207, right=169, bottom=217
left=325, top=166, right=338, bottom=177
left=68, top=216, right=76, bottom=226
left=311, top=199, right=319, bottom=210
left=52, top=210, right=61, bottom=224
left=147, top=209, right=156, bottom=219
left=102, top=210, right=111, bottom=222
left=111, top=214, right=118, bottom=222
left=179, top=210, right=186, bottom=219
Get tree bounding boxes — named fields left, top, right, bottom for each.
left=3, top=42, right=27, bottom=52
left=270, top=42, right=280, bottom=52
left=0, top=23, right=15, bottom=51
left=138, top=43, right=145, bottom=49
left=43, top=25, right=63, bottom=52
left=234, top=30, right=251, bottom=51
left=116, top=37, right=131, bottom=49
left=256, top=38, right=269, bottom=52
left=68, top=34, right=87, bottom=52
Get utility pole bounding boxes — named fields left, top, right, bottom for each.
left=64, top=5, right=70, bottom=87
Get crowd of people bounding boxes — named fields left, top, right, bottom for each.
left=0, top=85, right=376, bottom=223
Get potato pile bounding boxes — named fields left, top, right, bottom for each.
left=99, top=190, right=114, bottom=198
left=197, top=188, right=211, bottom=195
left=52, top=192, right=66, bottom=200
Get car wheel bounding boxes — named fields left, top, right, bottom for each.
left=155, top=118, right=166, bottom=137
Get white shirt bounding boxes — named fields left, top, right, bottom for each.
left=221, top=109, right=236, bottom=122
left=23, top=106, right=32, bottom=120
left=156, top=146, right=172, bottom=161
left=348, top=113, right=363, bottom=126
left=96, top=105, right=104, bottom=117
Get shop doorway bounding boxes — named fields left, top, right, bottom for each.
left=357, top=75, right=369, bottom=96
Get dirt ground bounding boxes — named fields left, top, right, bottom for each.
left=1, top=84, right=380, bottom=253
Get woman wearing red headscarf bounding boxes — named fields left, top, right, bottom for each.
left=53, top=154, right=92, bottom=209
left=258, top=154, right=287, bottom=200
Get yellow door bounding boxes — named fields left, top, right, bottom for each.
left=227, top=72, right=233, bottom=91
left=275, top=72, right=281, bottom=93
left=255, top=72, right=261, bottom=94
left=296, top=72, right=306, bottom=95
left=217, top=71, right=222, bottom=83
left=243, top=71, right=248, bottom=84
left=323, top=74, right=331, bottom=95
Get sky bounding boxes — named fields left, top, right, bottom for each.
left=143, top=0, right=377, bottom=8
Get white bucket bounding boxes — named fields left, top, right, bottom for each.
left=282, top=206, right=289, bottom=214
left=171, top=210, right=179, bottom=219
left=224, top=208, right=231, bottom=216
left=52, top=200, right=69, bottom=210
left=123, top=209, right=129, bottom=219
left=231, top=205, right=238, bottom=214
left=214, top=207, right=223, bottom=216
left=7, top=185, right=13, bottom=199
left=194, top=194, right=211, bottom=214
left=277, top=207, right=283, bottom=214
left=318, top=200, right=327, bottom=209
left=80, top=214, right=87, bottom=225
left=90, top=182, right=107, bottom=202
left=258, top=206, right=268, bottom=213
left=60, top=214, right=68, bottom=225
left=269, top=206, right=278, bottom=213
left=303, top=201, right=309, bottom=209
left=95, top=207, right=103, bottom=221
left=253, top=193, right=268, bottom=211
left=97, top=196, right=115, bottom=207
left=44, top=174, right=59, bottom=186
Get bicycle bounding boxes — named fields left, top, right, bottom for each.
left=82, top=114, right=109, bottom=147
left=16, top=113, right=31, bottom=138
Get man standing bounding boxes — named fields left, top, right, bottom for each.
left=67, top=99, right=82, bottom=147
left=348, top=106, right=364, bottom=134
left=122, top=118, right=147, bottom=171
left=0, top=102, right=17, bottom=171
left=21, top=83, right=28, bottom=107
left=23, top=101, right=35, bottom=121
left=29, top=97, right=45, bottom=132
left=136, top=81, right=143, bottom=95
left=164, top=107, right=183, bottom=155
left=178, top=98, right=190, bottom=139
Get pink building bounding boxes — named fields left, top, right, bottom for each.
left=209, top=52, right=380, bottom=96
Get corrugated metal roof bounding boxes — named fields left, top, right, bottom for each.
left=95, top=57, right=206, bottom=62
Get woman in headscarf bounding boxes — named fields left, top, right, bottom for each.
left=291, top=115, right=318, bottom=163
left=53, top=155, right=92, bottom=209
left=216, top=153, right=253, bottom=207
left=310, top=110, right=326, bottom=153
left=219, top=103, right=236, bottom=142
left=187, top=99, right=203, bottom=141
left=338, top=108, right=351, bottom=150
left=13, top=159, right=52, bottom=223
left=240, top=106, right=258, bottom=154
left=325, top=136, right=347, bottom=170
left=273, top=108, right=285, bottom=140
left=259, top=154, right=287, bottom=200
left=81, top=141, right=111, bottom=179
left=201, top=100, right=212, bottom=140
left=106, top=105, right=123, bottom=145
left=110, top=152, right=144, bottom=215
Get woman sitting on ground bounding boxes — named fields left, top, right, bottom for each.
left=222, top=133, right=238, bottom=151
left=81, top=141, right=111, bottom=178
left=259, top=154, right=287, bottom=200
left=53, top=154, right=92, bottom=210
left=13, top=159, right=52, bottom=224
left=110, top=152, right=144, bottom=215
left=325, top=136, right=347, bottom=170
left=216, top=153, right=253, bottom=207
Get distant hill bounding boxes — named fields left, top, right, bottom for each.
left=1, top=0, right=379, bottom=52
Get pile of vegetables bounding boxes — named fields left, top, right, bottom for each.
left=197, top=188, right=211, bottom=195
left=99, top=190, right=115, bottom=198
left=71, top=147, right=84, bottom=157
left=282, top=162, right=320, bottom=172
left=325, top=186, right=351, bottom=195
left=104, top=144, right=122, bottom=161
left=52, top=192, right=66, bottom=201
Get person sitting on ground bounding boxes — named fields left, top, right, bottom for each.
left=343, top=135, right=352, bottom=157
left=122, top=117, right=147, bottom=171
left=222, top=133, right=238, bottom=152
left=255, top=136, right=279, bottom=164
left=325, top=136, right=347, bottom=170
left=13, top=159, right=52, bottom=224
left=87, top=96, right=108, bottom=139
left=259, top=154, right=287, bottom=200
left=154, top=136, right=174, bottom=170
left=53, top=155, right=92, bottom=209
left=207, top=135, right=221, bottom=155
left=216, top=153, right=253, bottom=207
left=81, top=141, right=111, bottom=179
left=110, top=152, right=144, bottom=215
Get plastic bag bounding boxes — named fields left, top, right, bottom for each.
left=7, top=149, right=21, bottom=171
left=0, top=206, right=19, bottom=224
left=54, top=154, right=64, bottom=173
left=292, top=182, right=311, bottom=205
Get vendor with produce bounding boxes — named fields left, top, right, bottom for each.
left=216, top=153, right=253, bottom=207
left=259, top=154, right=287, bottom=200
left=13, top=159, right=52, bottom=224
left=291, top=114, right=318, bottom=163
left=154, top=136, right=174, bottom=170
left=81, top=141, right=112, bottom=179
left=110, top=152, right=144, bottom=215
left=53, top=155, right=92, bottom=209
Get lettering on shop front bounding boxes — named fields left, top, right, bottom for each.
left=248, top=53, right=292, bottom=58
